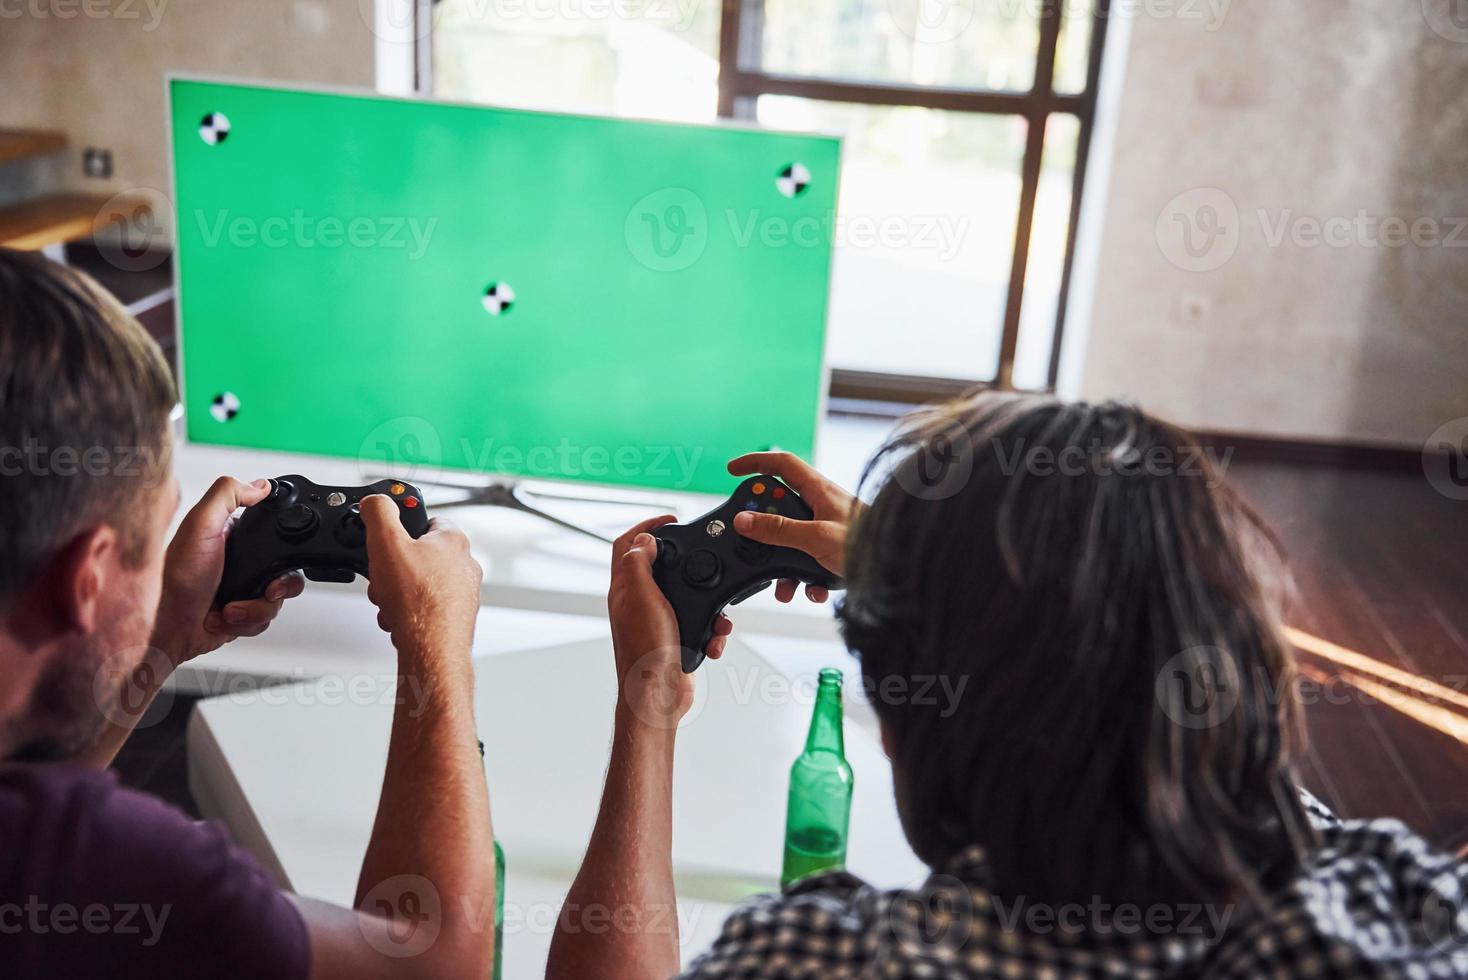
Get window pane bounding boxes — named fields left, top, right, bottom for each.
left=432, top=0, right=720, bottom=121
left=1012, top=113, right=1078, bottom=390
left=754, top=0, right=1039, bottom=91
left=757, top=96, right=1027, bottom=381
left=1053, top=4, right=1094, bottom=94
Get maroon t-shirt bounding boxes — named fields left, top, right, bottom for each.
left=0, top=764, right=310, bottom=979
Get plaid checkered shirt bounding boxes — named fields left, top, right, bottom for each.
left=680, top=792, right=1468, bottom=978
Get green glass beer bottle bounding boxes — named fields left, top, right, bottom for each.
left=492, top=838, right=505, bottom=980
left=479, top=739, right=505, bottom=980
left=780, top=667, right=854, bottom=887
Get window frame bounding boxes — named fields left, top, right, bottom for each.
left=420, top=0, right=1111, bottom=402
left=722, top=0, right=1112, bottom=401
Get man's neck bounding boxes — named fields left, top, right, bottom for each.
left=0, top=626, right=64, bottom=762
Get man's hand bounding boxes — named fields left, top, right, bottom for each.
left=152, top=477, right=305, bottom=667
left=361, top=494, right=483, bottom=666
left=608, top=516, right=731, bottom=730
left=726, top=452, right=857, bottom=601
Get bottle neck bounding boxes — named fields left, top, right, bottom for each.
left=804, top=675, right=845, bottom=755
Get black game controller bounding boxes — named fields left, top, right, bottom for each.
left=652, top=475, right=843, bottom=673
left=214, top=475, right=430, bottom=607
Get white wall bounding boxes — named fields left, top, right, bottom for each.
left=1071, top=0, right=1468, bottom=447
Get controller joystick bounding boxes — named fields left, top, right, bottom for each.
left=276, top=503, right=319, bottom=540
left=215, top=475, right=429, bottom=607
left=654, top=538, right=680, bottom=570
left=262, top=478, right=295, bottom=511
left=334, top=503, right=367, bottom=549
left=651, top=475, right=842, bottom=673
left=682, top=550, right=722, bottom=589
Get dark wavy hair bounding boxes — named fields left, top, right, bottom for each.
left=838, top=392, right=1314, bottom=909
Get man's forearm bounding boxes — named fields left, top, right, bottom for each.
left=548, top=708, right=681, bottom=980
left=356, top=645, right=495, bottom=975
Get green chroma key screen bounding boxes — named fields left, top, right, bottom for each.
left=170, top=79, right=839, bottom=495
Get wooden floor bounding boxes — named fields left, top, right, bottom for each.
left=1227, top=459, right=1468, bottom=852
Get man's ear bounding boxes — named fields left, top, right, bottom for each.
left=35, top=526, right=120, bottom=635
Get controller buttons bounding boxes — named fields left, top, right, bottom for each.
left=765, top=506, right=779, bottom=514
left=276, top=503, right=319, bottom=540
left=752, top=482, right=767, bottom=495
left=390, top=483, right=406, bottom=496
left=403, top=496, right=420, bottom=509
left=705, top=519, right=726, bottom=538
left=682, top=549, right=721, bottom=589
left=772, top=486, right=786, bottom=499
left=326, top=491, right=347, bottom=507
left=744, top=500, right=758, bottom=510
left=263, top=479, right=294, bottom=511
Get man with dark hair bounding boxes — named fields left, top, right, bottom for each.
left=0, top=248, right=496, bottom=978
left=550, top=394, right=1468, bottom=977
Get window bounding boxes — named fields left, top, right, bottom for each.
left=428, top=0, right=1109, bottom=400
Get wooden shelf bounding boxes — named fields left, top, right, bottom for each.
left=0, top=193, right=149, bottom=251
left=0, top=128, right=67, bottom=167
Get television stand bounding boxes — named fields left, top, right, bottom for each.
left=400, top=476, right=678, bottom=545
left=429, top=480, right=611, bottom=543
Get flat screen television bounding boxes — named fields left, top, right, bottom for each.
left=169, top=78, right=840, bottom=495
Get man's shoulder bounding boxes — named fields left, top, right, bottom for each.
left=0, top=763, right=310, bottom=980
left=679, top=870, right=887, bottom=978
left=733, top=870, right=876, bottom=929
left=680, top=820, right=1468, bottom=979
left=0, top=763, right=233, bottom=879
left=0, top=762, right=172, bottom=823
left=0, top=760, right=119, bottom=808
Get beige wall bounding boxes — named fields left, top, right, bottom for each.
left=0, top=0, right=376, bottom=200
left=1073, top=0, right=1468, bottom=447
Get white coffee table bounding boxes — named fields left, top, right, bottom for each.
left=187, top=633, right=926, bottom=976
